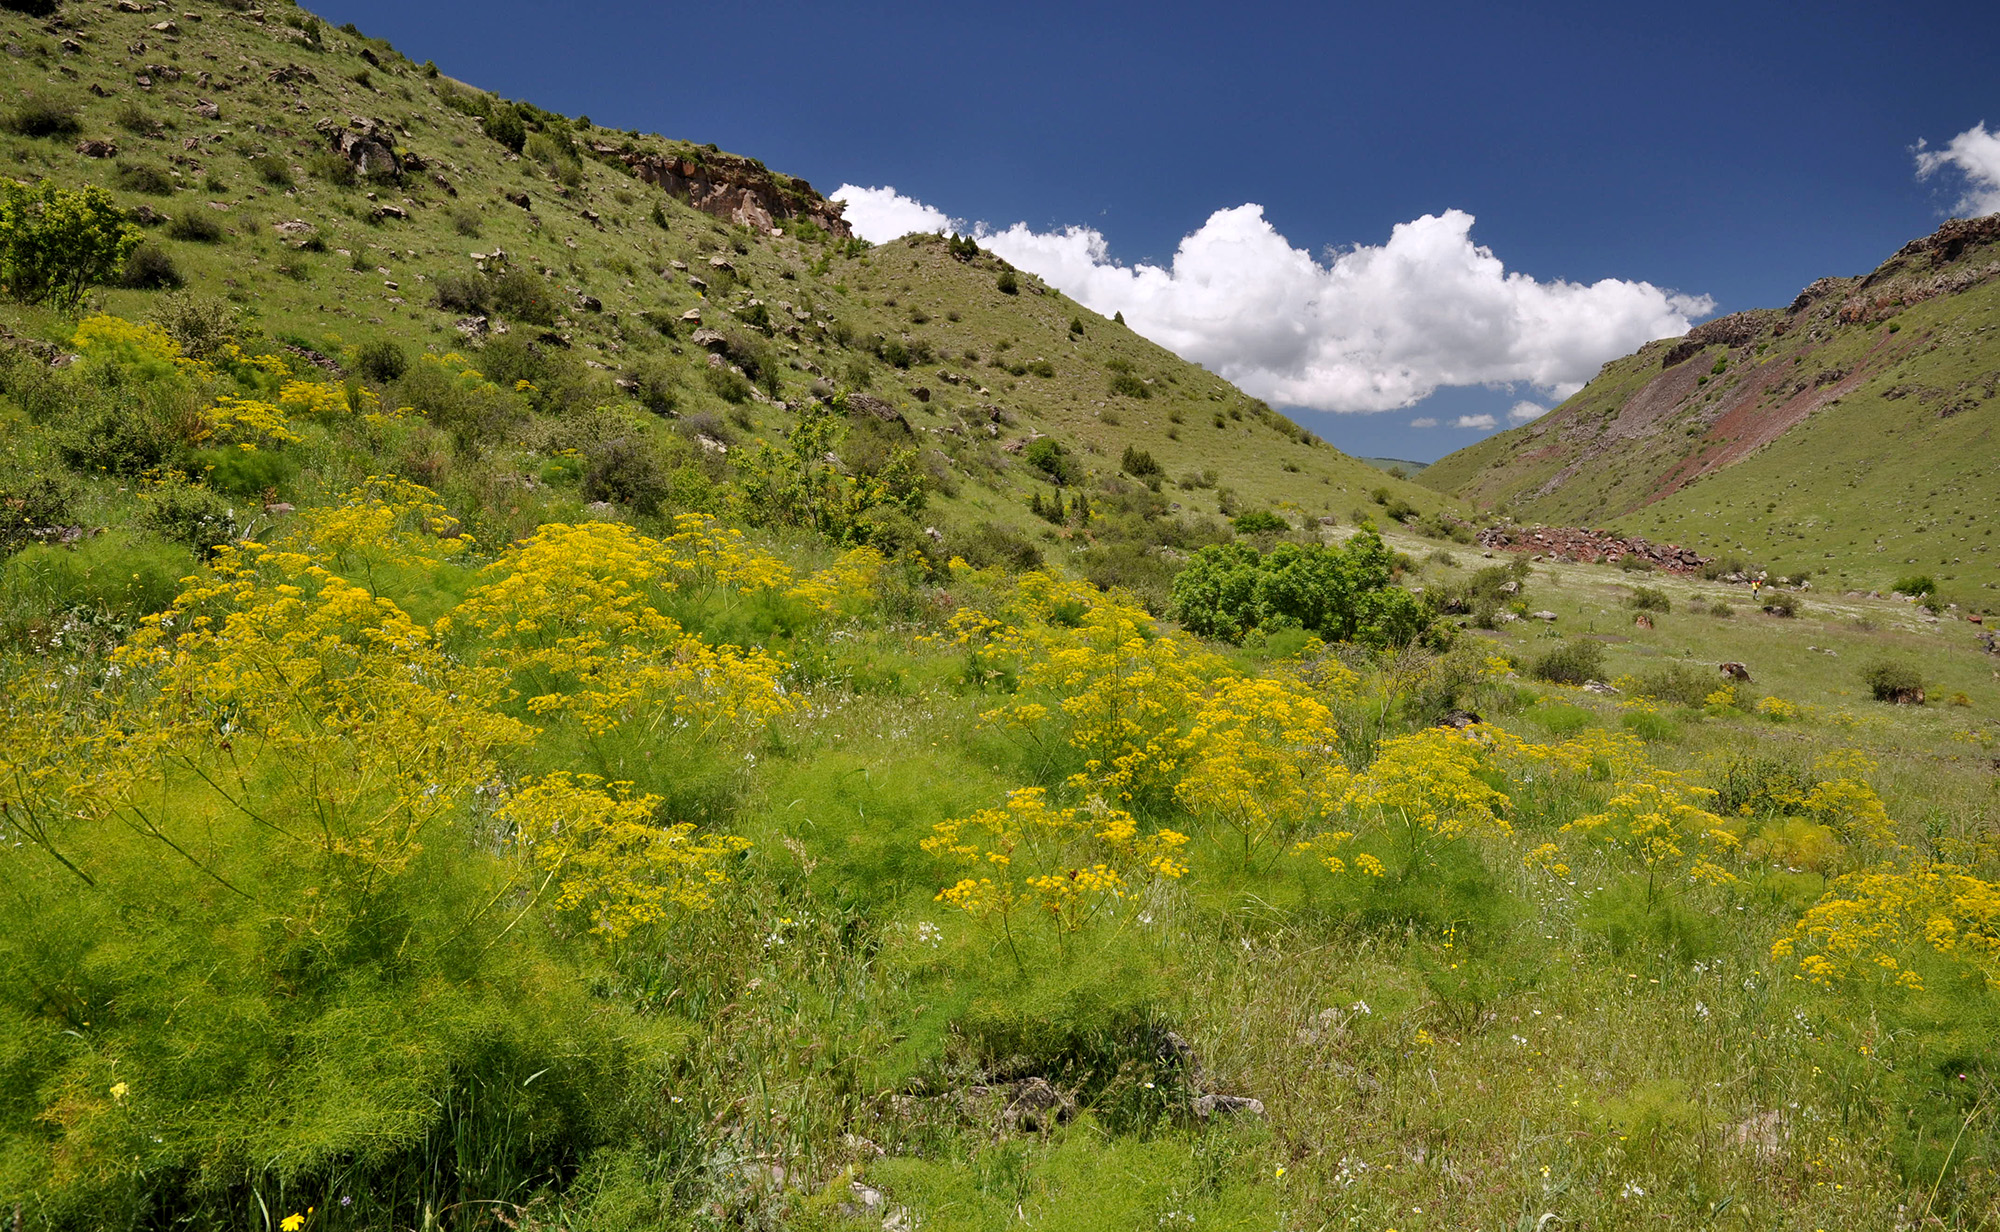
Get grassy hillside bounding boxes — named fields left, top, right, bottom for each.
left=1422, top=218, right=2000, bottom=606
left=0, top=0, right=1442, bottom=608
left=7, top=5, right=2000, bottom=1232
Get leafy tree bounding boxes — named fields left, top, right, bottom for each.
left=1172, top=528, right=1438, bottom=649
left=0, top=180, right=141, bottom=312
left=484, top=103, right=527, bottom=152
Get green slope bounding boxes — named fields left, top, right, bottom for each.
left=0, top=0, right=1443, bottom=597
left=1421, top=218, right=2000, bottom=605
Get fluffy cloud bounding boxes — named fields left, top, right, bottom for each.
left=1916, top=123, right=2000, bottom=217
left=1408, top=416, right=1439, bottom=428
left=1507, top=400, right=1549, bottom=425
left=831, top=186, right=1711, bottom=414
left=828, top=185, right=955, bottom=243
left=1452, top=413, right=1499, bottom=430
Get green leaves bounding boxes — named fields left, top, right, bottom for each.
left=0, top=179, right=140, bottom=313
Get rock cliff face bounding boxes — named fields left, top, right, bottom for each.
left=607, top=146, right=851, bottom=237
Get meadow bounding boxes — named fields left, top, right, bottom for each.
left=2, top=310, right=1998, bottom=1232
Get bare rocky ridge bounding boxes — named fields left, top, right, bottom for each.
left=610, top=146, right=852, bottom=237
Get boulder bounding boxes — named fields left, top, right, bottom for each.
left=1192, top=1094, right=1266, bottom=1120
left=1436, top=709, right=1483, bottom=729
left=505, top=190, right=531, bottom=210
left=74, top=138, right=117, bottom=158
left=1718, top=662, right=1752, bottom=681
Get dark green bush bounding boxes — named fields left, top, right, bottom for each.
left=432, top=271, right=492, bottom=314
left=114, top=163, right=177, bottom=195
left=305, top=148, right=358, bottom=187
left=995, top=269, right=1019, bottom=295
left=147, top=291, right=236, bottom=359
left=1860, top=659, right=1924, bottom=703
left=1893, top=574, right=1936, bottom=597
left=1529, top=639, right=1605, bottom=685
left=354, top=339, right=409, bottom=384
left=251, top=153, right=294, bottom=187
left=485, top=104, right=528, bottom=152
left=1108, top=371, right=1150, bottom=399
left=954, top=520, right=1043, bottom=571
left=1762, top=591, right=1800, bottom=618
left=140, top=475, right=238, bottom=557
left=1618, top=554, right=1655, bottom=572
left=1627, top=663, right=1711, bottom=707
left=582, top=435, right=669, bottom=514
left=0, top=474, right=78, bottom=556
left=1628, top=586, right=1671, bottom=613
left=197, top=447, right=296, bottom=500
left=703, top=365, right=753, bottom=403
left=1173, top=530, right=1440, bottom=649
left=489, top=269, right=557, bottom=324
left=165, top=211, right=225, bottom=243
left=1023, top=437, right=1083, bottom=487
left=1119, top=445, right=1162, bottom=478
left=4, top=94, right=80, bottom=138
left=119, top=244, right=183, bottom=289
left=1231, top=509, right=1288, bottom=535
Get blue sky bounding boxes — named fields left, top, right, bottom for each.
left=319, top=0, right=1999, bottom=462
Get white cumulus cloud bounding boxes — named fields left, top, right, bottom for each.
left=1409, top=416, right=1439, bottom=428
left=828, top=185, right=955, bottom=243
left=831, top=186, right=1712, bottom=415
left=1507, top=400, right=1549, bottom=425
left=1452, top=413, right=1499, bottom=430
left=1916, top=122, right=2000, bottom=217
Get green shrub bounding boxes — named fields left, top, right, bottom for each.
left=954, top=520, right=1044, bottom=571
left=1628, top=586, right=1671, bottom=613
left=119, top=243, right=183, bottom=290
left=432, top=270, right=492, bottom=314
left=393, top=351, right=522, bottom=450
left=305, top=148, right=358, bottom=186
left=1621, top=710, right=1682, bottom=742
left=1231, top=509, right=1288, bottom=535
left=250, top=153, right=295, bottom=187
left=1119, top=445, right=1161, bottom=478
left=1893, top=574, right=1936, bottom=597
left=1529, top=639, right=1605, bottom=685
left=165, top=211, right=226, bottom=243
left=484, top=103, right=527, bottom=152
left=489, top=268, right=557, bottom=324
left=0, top=180, right=141, bottom=312
left=354, top=338, right=409, bottom=384
left=3, top=94, right=80, bottom=138
left=995, top=268, right=1019, bottom=295
left=1618, top=554, right=1655, bottom=572
left=196, top=446, right=296, bottom=500
left=1108, top=371, right=1151, bottom=399
left=582, top=435, right=669, bottom=514
left=1173, top=530, right=1440, bottom=649
left=146, top=291, right=236, bottom=359
left=1626, top=663, right=1710, bottom=707
left=1023, top=436, right=1083, bottom=487
left=0, top=474, right=78, bottom=556
left=114, top=162, right=177, bottom=195
left=1708, top=600, right=1734, bottom=617
left=139, top=475, right=238, bottom=557
left=1860, top=659, right=1924, bottom=703
left=1762, top=591, right=1800, bottom=618
left=626, top=358, right=681, bottom=415
left=703, top=365, right=753, bottom=403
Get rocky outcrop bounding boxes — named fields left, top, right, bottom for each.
left=608, top=146, right=850, bottom=237
left=1661, top=309, right=1777, bottom=367
left=1475, top=525, right=1709, bottom=572
left=314, top=115, right=415, bottom=181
